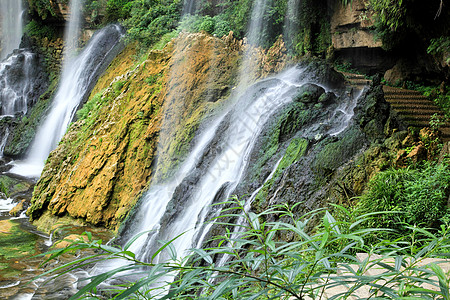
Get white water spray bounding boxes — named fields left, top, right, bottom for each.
left=10, top=23, right=124, bottom=177
left=0, top=51, right=34, bottom=115
left=0, top=0, right=23, bottom=60
left=126, top=68, right=307, bottom=268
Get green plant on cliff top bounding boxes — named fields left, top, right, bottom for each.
left=123, top=0, right=182, bottom=48
left=34, top=198, right=450, bottom=299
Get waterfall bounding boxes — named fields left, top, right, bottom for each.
left=182, top=0, right=196, bottom=15
left=126, top=69, right=308, bottom=266
left=10, top=25, right=124, bottom=177
left=0, top=0, right=23, bottom=60
left=64, top=0, right=84, bottom=62
left=0, top=50, right=34, bottom=115
left=283, top=0, right=301, bottom=50
left=237, top=0, right=270, bottom=90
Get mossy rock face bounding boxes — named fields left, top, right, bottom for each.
left=0, top=175, right=32, bottom=199
left=314, top=128, right=367, bottom=177
left=354, top=85, right=391, bottom=142
left=29, top=33, right=242, bottom=231
left=293, top=83, right=325, bottom=103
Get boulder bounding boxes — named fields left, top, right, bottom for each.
left=293, top=83, right=325, bottom=103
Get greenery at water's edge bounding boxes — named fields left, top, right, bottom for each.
left=36, top=198, right=450, bottom=299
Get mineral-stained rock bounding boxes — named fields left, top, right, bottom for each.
left=28, top=33, right=243, bottom=231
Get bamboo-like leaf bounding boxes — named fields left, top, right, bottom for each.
left=123, top=230, right=154, bottom=250
left=151, top=232, right=186, bottom=263
left=428, top=262, right=450, bottom=298
left=190, top=248, right=213, bottom=264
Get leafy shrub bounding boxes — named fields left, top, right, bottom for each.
left=355, top=162, right=450, bottom=233
left=36, top=199, right=450, bottom=299
left=25, top=20, right=58, bottom=40
left=123, top=0, right=182, bottom=48
left=76, top=91, right=103, bottom=121
left=105, top=0, right=133, bottom=23
left=28, top=0, right=64, bottom=19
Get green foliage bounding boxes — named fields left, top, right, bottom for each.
left=36, top=199, right=450, bottom=299
left=178, top=14, right=231, bottom=37
left=84, top=0, right=105, bottom=25
left=25, top=20, right=58, bottom=40
left=428, top=36, right=450, bottom=61
left=294, top=0, right=331, bottom=56
left=355, top=162, right=450, bottom=233
left=123, top=0, right=182, bottom=48
left=152, top=31, right=178, bottom=50
left=366, top=0, right=450, bottom=51
left=76, top=91, right=104, bottom=121
left=28, top=0, right=68, bottom=20
left=214, top=0, right=253, bottom=39
left=105, top=0, right=133, bottom=23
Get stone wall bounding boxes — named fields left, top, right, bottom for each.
left=330, top=0, right=395, bottom=74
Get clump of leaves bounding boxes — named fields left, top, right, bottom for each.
left=33, top=198, right=450, bottom=299
left=355, top=162, right=450, bottom=235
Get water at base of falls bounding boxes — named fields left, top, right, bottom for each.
left=9, top=25, right=124, bottom=178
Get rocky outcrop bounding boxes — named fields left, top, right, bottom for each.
left=330, top=0, right=394, bottom=74
left=331, top=0, right=381, bottom=49
left=26, top=28, right=296, bottom=231
left=27, top=32, right=246, bottom=231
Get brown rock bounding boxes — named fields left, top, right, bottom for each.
left=331, top=0, right=382, bottom=49
left=405, top=144, right=427, bottom=163
left=29, top=33, right=244, bottom=231
left=9, top=199, right=26, bottom=217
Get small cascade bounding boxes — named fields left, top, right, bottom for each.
left=216, top=157, right=283, bottom=268
left=328, top=88, right=363, bottom=136
left=0, top=0, right=23, bottom=59
left=10, top=25, right=124, bottom=177
left=0, top=127, right=9, bottom=157
left=0, top=50, right=35, bottom=115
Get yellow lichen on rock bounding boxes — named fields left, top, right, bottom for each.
left=28, top=32, right=244, bottom=231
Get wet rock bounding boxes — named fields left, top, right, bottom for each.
left=8, top=199, right=25, bottom=217
left=318, top=91, right=336, bottom=104
left=293, top=83, right=325, bottom=103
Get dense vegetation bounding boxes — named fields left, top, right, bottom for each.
left=40, top=199, right=450, bottom=299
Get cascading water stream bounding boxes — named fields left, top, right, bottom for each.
left=283, top=0, right=301, bottom=50
left=182, top=0, right=196, bottom=15
left=0, top=50, right=34, bottom=115
left=0, top=0, right=23, bottom=60
left=125, top=68, right=309, bottom=266
left=10, top=24, right=124, bottom=177
left=237, top=0, right=270, bottom=90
